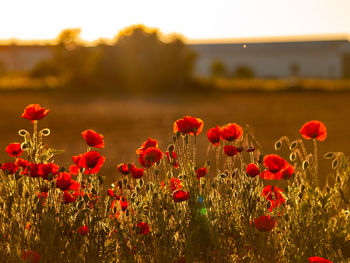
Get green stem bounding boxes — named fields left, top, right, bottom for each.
left=313, top=139, right=319, bottom=186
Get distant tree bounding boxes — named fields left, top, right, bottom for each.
left=210, top=60, right=228, bottom=77
left=95, top=25, right=197, bottom=92
left=31, top=25, right=196, bottom=92
left=233, top=65, right=255, bottom=79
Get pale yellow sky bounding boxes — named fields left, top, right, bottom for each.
left=1, top=0, right=349, bottom=42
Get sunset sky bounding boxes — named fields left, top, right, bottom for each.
left=1, top=0, right=349, bottom=43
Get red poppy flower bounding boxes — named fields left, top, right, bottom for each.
left=161, top=177, right=182, bottom=192
left=223, top=145, right=238, bottom=157
left=308, top=257, right=333, bottom=263
left=21, top=104, right=49, bottom=122
left=21, top=250, right=41, bottom=263
left=165, top=151, right=179, bottom=168
left=72, top=151, right=105, bottom=174
left=300, top=120, right=327, bottom=142
left=81, top=129, right=104, bottom=148
left=207, top=126, right=221, bottom=146
left=173, top=116, right=204, bottom=136
left=254, top=215, right=276, bottom=232
left=260, top=154, right=294, bottom=180
left=39, top=163, right=59, bottom=180
left=63, top=190, right=79, bottom=204
left=69, top=165, right=80, bottom=175
left=221, top=123, right=243, bottom=141
left=5, top=143, right=23, bottom=157
left=56, top=172, right=80, bottom=191
left=136, top=138, right=158, bottom=155
left=137, top=222, right=150, bottom=235
left=131, top=166, right=144, bottom=179
left=120, top=197, right=128, bottom=211
left=78, top=225, right=89, bottom=235
left=196, top=167, right=207, bottom=180
left=173, top=190, right=189, bottom=202
left=15, top=158, right=30, bottom=169
left=1, top=162, right=18, bottom=174
left=138, top=147, right=163, bottom=168
left=246, top=163, right=259, bottom=178
left=262, top=185, right=285, bottom=211
left=117, top=163, right=134, bottom=175
left=107, top=189, right=114, bottom=197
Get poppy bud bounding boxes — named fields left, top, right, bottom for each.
left=336, top=175, right=341, bottom=183
left=40, top=185, right=49, bottom=193
left=274, top=140, right=282, bottom=150
left=298, top=192, right=303, bottom=199
left=247, top=146, right=255, bottom=152
left=168, top=144, right=175, bottom=152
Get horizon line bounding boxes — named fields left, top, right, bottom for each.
left=0, top=33, right=349, bottom=46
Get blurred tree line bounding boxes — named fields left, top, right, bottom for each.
left=30, top=25, right=197, bottom=93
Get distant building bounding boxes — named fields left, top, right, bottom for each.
left=189, top=40, right=350, bottom=78
left=1, top=39, right=350, bottom=78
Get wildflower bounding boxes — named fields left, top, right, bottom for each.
left=138, top=147, right=163, bottom=168
left=308, top=257, right=333, bottom=263
left=1, top=162, right=18, bottom=174
left=21, top=250, right=41, bottom=263
left=21, top=104, right=49, bottom=122
left=137, top=222, right=150, bottom=235
left=120, top=197, right=129, bottom=211
left=254, top=215, right=276, bottom=232
left=15, top=158, right=30, bottom=169
left=136, top=138, right=158, bottom=155
left=262, top=185, right=285, bottom=211
left=78, top=225, right=89, bottom=235
left=72, top=151, right=105, bottom=174
left=173, top=190, right=189, bottom=202
left=131, top=166, right=144, bottom=179
left=81, top=129, right=104, bottom=148
left=5, top=143, right=23, bottom=157
left=246, top=163, right=259, bottom=177
left=107, top=189, right=114, bottom=197
left=300, top=120, right=327, bottom=141
left=223, top=145, right=237, bottom=157
left=260, top=154, right=294, bottom=180
left=173, top=116, right=204, bottom=136
left=207, top=126, right=221, bottom=146
left=161, top=177, right=182, bottom=192
left=196, top=167, right=207, bottom=180
left=56, top=172, right=80, bottom=191
left=62, top=190, right=79, bottom=204
left=117, top=163, right=134, bottom=175
left=165, top=151, right=179, bottom=168
left=220, top=123, right=243, bottom=142
left=39, top=163, right=59, bottom=180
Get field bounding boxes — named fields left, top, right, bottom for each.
left=1, top=89, right=349, bottom=262
left=1, top=90, right=349, bottom=185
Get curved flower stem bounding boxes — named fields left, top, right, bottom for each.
left=215, top=145, right=220, bottom=173
left=313, top=139, right=319, bottom=186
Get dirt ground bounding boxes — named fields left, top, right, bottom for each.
left=0, top=90, right=349, bottom=186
